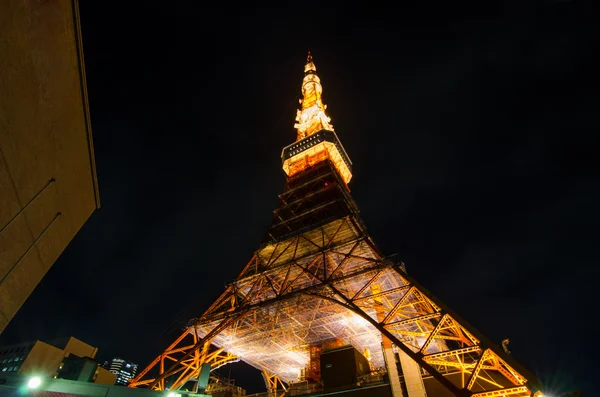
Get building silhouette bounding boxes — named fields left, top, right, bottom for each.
left=0, top=0, right=99, bottom=334
left=130, top=54, right=545, bottom=397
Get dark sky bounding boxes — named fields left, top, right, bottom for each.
left=1, top=2, right=597, bottom=395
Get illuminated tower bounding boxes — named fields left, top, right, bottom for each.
left=130, top=54, right=545, bottom=397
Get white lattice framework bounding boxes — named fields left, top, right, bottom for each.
left=131, top=216, right=543, bottom=397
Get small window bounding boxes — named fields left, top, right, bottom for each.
left=7, top=358, right=13, bottom=363
left=1, top=368, right=6, bottom=372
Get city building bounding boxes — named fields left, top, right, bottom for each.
left=0, top=1, right=100, bottom=333
left=56, top=354, right=116, bottom=385
left=0, top=336, right=114, bottom=385
left=130, top=54, right=545, bottom=397
left=104, top=358, right=138, bottom=386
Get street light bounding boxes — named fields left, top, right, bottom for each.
left=27, top=376, right=41, bottom=389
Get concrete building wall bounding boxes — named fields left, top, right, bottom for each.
left=19, top=341, right=64, bottom=377
left=64, top=337, right=98, bottom=359
left=0, top=0, right=99, bottom=333
left=94, top=367, right=117, bottom=385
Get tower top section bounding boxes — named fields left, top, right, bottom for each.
left=282, top=53, right=352, bottom=184
left=294, top=52, right=335, bottom=141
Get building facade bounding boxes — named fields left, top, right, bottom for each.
left=105, top=358, right=138, bottom=386
left=0, top=336, right=114, bottom=385
left=0, top=0, right=100, bottom=333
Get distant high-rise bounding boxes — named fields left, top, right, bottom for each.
left=105, top=358, right=138, bottom=386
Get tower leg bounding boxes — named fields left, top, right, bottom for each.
left=398, top=348, right=427, bottom=397
left=262, top=370, right=287, bottom=397
left=194, top=363, right=211, bottom=394
left=382, top=340, right=404, bottom=397
left=374, top=284, right=404, bottom=397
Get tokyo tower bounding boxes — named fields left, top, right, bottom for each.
left=130, top=53, right=545, bottom=397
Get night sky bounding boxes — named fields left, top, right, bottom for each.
left=1, top=2, right=597, bottom=396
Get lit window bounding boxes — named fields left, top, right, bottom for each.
left=1, top=368, right=6, bottom=371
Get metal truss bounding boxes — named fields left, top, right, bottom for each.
left=130, top=215, right=544, bottom=397
left=129, top=319, right=240, bottom=390
left=262, top=369, right=288, bottom=396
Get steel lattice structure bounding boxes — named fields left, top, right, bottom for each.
left=130, top=54, right=546, bottom=397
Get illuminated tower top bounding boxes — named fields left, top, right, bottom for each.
left=282, top=53, right=353, bottom=184
left=294, top=52, right=334, bottom=140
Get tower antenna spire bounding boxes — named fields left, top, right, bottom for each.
left=283, top=53, right=353, bottom=184
left=294, top=51, right=334, bottom=141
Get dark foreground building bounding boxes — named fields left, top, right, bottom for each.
left=0, top=0, right=99, bottom=333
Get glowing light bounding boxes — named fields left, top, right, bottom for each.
left=349, top=314, right=370, bottom=327
left=282, top=139, right=352, bottom=183
left=27, top=376, right=41, bottom=389
left=294, top=52, right=334, bottom=140
left=167, top=392, right=181, bottom=397
left=286, top=351, right=308, bottom=365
